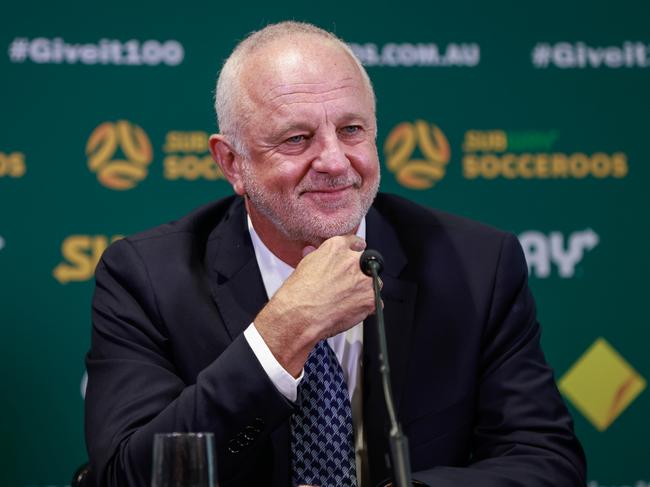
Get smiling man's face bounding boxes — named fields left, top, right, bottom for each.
left=233, top=36, right=380, bottom=247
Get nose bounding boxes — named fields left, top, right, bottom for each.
left=311, top=132, right=350, bottom=176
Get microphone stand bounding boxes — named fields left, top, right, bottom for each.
left=362, top=251, right=413, bottom=487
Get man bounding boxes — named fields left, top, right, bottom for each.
left=85, top=21, right=586, bottom=487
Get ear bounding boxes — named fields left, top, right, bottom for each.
left=209, top=134, right=245, bottom=195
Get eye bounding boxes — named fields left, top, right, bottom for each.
left=340, top=125, right=363, bottom=136
left=285, top=134, right=307, bottom=144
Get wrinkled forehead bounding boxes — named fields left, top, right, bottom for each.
left=239, top=37, right=373, bottom=112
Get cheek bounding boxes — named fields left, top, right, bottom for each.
left=271, top=159, right=311, bottom=188
left=349, top=146, right=380, bottom=179
left=247, top=151, right=298, bottom=183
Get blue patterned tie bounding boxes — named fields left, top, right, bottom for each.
left=291, top=340, right=357, bottom=487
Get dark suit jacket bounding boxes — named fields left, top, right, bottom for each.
left=85, top=193, right=586, bottom=487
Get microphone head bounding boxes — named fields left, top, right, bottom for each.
left=360, top=249, right=384, bottom=276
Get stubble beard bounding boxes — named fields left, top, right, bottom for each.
left=241, top=163, right=380, bottom=245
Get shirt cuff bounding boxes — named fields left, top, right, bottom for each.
left=243, top=322, right=302, bottom=402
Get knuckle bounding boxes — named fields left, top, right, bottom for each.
left=329, top=235, right=345, bottom=248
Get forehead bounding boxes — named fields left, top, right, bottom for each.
left=240, top=37, right=373, bottom=119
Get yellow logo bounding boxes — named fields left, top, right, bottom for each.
left=559, top=337, right=646, bottom=431
left=461, top=129, right=628, bottom=180
left=53, top=234, right=122, bottom=284
left=0, top=151, right=26, bottom=178
left=163, top=131, right=224, bottom=181
left=86, top=120, right=153, bottom=190
left=384, top=120, right=451, bottom=189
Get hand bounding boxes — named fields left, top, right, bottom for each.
left=254, top=234, right=374, bottom=376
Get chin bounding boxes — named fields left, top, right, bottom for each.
left=291, top=214, right=361, bottom=243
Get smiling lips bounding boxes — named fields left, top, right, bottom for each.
left=302, top=184, right=354, bottom=194
left=298, top=176, right=361, bottom=195
left=299, top=185, right=359, bottom=208
left=297, top=174, right=363, bottom=209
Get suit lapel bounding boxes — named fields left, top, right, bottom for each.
left=363, top=206, right=418, bottom=485
left=365, top=205, right=418, bottom=413
left=204, top=198, right=292, bottom=486
left=204, top=198, right=269, bottom=341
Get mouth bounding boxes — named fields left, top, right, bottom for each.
left=300, top=184, right=355, bottom=195
left=299, top=184, right=358, bottom=208
left=299, top=177, right=361, bottom=196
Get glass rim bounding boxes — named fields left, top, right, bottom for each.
left=153, top=432, right=214, bottom=439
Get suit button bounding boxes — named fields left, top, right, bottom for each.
left=243, top=425, right=258, bottom=441
left=236, top=432, right=251, bottom=447
left=253, top=417, right=265, bottom=432
left=227, top=438, right=244, bottom=454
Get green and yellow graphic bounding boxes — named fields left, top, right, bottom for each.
left=560, top=338, right=646, bottom=432
left=86, top=120, right=153, bottom=190
left=384, top=120, right=450, bottom=189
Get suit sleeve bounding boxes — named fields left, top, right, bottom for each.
left=412, top=233, right=587, bottom=487
left=84, top=238, right=294, bottom=487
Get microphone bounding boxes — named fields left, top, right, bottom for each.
left=359, top=250, right=413, bottom=487
left=360, top=249, right=384, bottom=276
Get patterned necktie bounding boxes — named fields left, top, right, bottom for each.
left=291, top=340, right=357, bottom=487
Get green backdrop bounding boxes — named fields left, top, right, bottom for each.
left=2, top=1, right=648, bottom=485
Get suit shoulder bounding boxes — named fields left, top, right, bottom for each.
left=373, top=192, right=508, bottom=243
left=101, top=195, right=240, bottom=265
left=127, top=195, right=239, bottom=243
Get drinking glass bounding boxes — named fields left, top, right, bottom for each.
left=151, top=432, right=218, bottom=487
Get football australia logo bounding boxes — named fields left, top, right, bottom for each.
left=86, top=120, right=153, bottom=190
left=384, top=120, right=451, bottom=189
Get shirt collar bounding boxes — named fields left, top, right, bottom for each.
left=247, top=215, right=367, bottom=299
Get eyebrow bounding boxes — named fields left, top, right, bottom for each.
left=337, top=112, right=373, bottom=126
left=269, top=122, right=317, bottom=142
left=269, top=114, right=372, bottom=142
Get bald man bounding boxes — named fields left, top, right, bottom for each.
left=85, top=22, right=586, bottom=487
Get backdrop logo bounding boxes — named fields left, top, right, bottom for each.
left=0, top=151, right=26, bottom=178
left=532, top=41, right=649, bottom=69
left=384, top=120, right=451, bottom=189
left=518, top=229, right=599, bottom=278
left=163, top=131, right=224, bottom=180
left=8, top=37, right=185, bottom=66
left=53, top=234, right=122, bottom=284
left=350, top=42, right=480, bottom=67
left=560, top=338, right=646, bottom=431
left=86, top=121, right=153, bottom=190
left=0, top=234, right=5, bottom=251
left=462, top=129, right=628, bottom=180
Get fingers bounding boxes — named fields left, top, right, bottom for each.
left=300, top=235, right=363, bottom=266
left=301, top=235, right=365, bottom=259
left=301, top=245, right=317, bottom=257
left=319, top=234, right=366, bottom=252
left=348, top=235, right=366, bottom=252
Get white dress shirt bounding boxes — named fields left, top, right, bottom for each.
left=243, top=215, right=367, bottom=484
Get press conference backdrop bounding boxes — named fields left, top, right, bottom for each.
left=2, top=0, right=648, bottom=485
